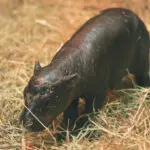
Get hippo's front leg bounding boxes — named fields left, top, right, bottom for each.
left=62, top=98, right=79, bottom=131
left=74, top=91, right=107, bottom=130
left=85, top=92, right=107, bottom=113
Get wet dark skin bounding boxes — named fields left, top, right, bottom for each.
left=20, top=8, right=150, bottom=133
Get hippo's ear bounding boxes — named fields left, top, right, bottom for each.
left=52, top=73, right=80, bottom=91
left=34, top=61, right=41, bottom=74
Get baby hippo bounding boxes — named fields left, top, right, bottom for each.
left=20, top=8, right=150, bottom=132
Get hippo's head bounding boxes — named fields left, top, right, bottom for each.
left=20, top=61, right=80, bottom=132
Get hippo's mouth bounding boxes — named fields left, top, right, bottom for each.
left=20, top=107, right=54, bottom=132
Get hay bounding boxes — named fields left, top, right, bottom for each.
left=0, top=0, right=150, bottom=149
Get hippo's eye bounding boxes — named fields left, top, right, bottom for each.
left=49, top=86, right=55, bottom=94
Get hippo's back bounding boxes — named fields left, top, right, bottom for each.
left=68, top=8, right=139, bottom=51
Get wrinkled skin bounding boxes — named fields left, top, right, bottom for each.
left=20, top=8, right=150, bottom=132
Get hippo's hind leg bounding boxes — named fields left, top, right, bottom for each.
left=129, top=22, right=150, bottom=87
left=130, top=43, right=150, bottom=86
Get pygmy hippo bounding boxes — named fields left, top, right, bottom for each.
left=20, top=8, right=150, bottom=132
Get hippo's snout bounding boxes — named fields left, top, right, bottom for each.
left=20, top=110, right=34, bottom=130
left=20, top=108, right=49, bottom=132
left=21, top=114, right=45, bottom=132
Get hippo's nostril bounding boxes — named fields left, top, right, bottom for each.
left=24, top=118, right=33, bottom=127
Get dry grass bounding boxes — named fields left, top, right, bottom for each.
left=0, top=0, right=150, bottom=149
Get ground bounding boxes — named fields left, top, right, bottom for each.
left=0, top=0, right=150, bottom=149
